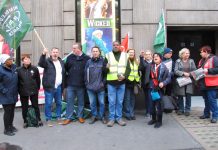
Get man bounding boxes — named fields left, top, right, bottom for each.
left=139, top=49, right=153, bottom=116
left=17, top=54, right=43, bottom=128
left=198, top=45, right=218, bottom=123
left=84, top=46, right=107, bottom=124
left=62, top=43, right=90, bottom=125
left=38, top=48, right=65, bottom=127
left=105, top=41, right=130, bottom=127
left=0, top=34, right=10, bottom=55
left=162, top=48, right=175, bottom=96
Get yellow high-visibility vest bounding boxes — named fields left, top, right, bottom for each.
left=106, top=52, right=127, bottom=81
left=128, top=61, right=140, bottom=82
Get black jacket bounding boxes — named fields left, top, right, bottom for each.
left=139, top=56, right=152, bottom=88
left=17, top=64, right=40, bottom=96
left=38, top=54, right=65, bottom=91
left=65, top=53, right=90, bottom=87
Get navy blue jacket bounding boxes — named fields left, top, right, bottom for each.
left=84, top=57, right=107, bottom=92
left=65, top=53, right=90, bottom=87
left=38, top=55, right=65, bottom=91
left=0, top=64, right=18, bottom=105
left=149, top=63, right=171, bottom=89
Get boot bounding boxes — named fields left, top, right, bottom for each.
left=148, top=114, right=156, bottom=125
left=154, top=114, right=162, bottom=128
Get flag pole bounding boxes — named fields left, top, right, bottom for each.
left=162, top=8, right=167, bottom=47
left=33, top=28, right=46, bottom=49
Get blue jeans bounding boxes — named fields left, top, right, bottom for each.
left=123, top=87, right=135, bottom=118
left=107, top=84, right=125, bottom=121
left=44, top=85, right=62, bottom=120
left=178, top=94, right=191, bottom=113
left=87, top=90, right=105, bottom=119
left=202, top=89, right=218, bottom=119
left=65, top=86, right=85, bottom=119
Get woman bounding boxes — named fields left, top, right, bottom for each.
left=198, top=45, right=218, bottom=123
left=148, top=53, right=171, bottom=128
left=0, top=54, right=18, bottom=136
left=174, top=48, right=196, bottom=116
left=17, top=54, right=43, bottom=128
left=123, top=49, right=140, bottom=120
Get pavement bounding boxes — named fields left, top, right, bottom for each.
left=0, top=96, right=216, bottom=150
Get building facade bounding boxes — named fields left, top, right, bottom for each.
left=1, top=0, right=218, bottom=64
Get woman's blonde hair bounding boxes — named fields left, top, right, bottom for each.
left=179, top=48, right=190, bottom=58
left=127, top=48, right=139, bottom=64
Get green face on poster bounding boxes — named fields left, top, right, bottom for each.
left=81, top=0, right=116, bottom=56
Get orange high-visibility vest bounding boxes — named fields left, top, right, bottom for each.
left=203, top=56, right=218, bottom=86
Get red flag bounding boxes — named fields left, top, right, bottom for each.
left=120, top=34, right=129, bottom=52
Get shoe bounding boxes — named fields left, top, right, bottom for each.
left=62, top=119, right=71, bottom=125
left=211, top=119, right=217, bottom=123
left=23, top=123, right=28, bottom=128
left=11, top=126, right=18, bottom=132
left=89, top=117, right=97, bottom=124
left=101, top=117, right=107, bottom=124
left=177, top=111, right=184, bottom=115
left=125, top=116, right=132, bottom=121
left=199, top=115, right=210, bottom=119
left=148, top=120, right=156, bottom=125
left=117, top=119, right=126, bottom=126
left=4, top=129, right=15, bottom=136
left=38, top=121, right=43, bottom=126
left=184, top=112, right=190, bottom=116
left=79, top=118, right=85, bottom=124
left=47, top=120, right=53, bottom=127
left=57, top=119, right=63, bottom=125
left=107, top=120, right=115, bottom=127
left=154, top=122, right=162, bottom=128
left=131, top=116, right=136, bottom=120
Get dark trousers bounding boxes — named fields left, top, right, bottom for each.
left=151, top=90, right=163, bottom=122
left=2, top=104, right=16, bottom=131
left=143, top=87, right=152, bottom=115
left=20, top=94, right=41, bottom=123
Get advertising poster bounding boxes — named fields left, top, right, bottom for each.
left=81, top=0, right=116, bottom=56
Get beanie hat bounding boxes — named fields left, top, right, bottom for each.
left=0, top=54, right=11, bottom=64
left=164, top=48, right=173, bottom=55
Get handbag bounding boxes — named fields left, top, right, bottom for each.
left=176, top=77, right=192, bottom=87
left=151, top=90, right=161, bottom=101
left=134, top=84, right=141, bottom=95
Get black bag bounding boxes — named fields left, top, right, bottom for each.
left=26, top=107, right=39, bottom=127
left=162, top=96, right=175, bottom=113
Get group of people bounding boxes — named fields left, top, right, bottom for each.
left=0, top=41, right=218, bottom=137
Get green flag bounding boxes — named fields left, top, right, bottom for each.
left=0, top=0, right=33, bottom=50
left=153, top=10, right=166, bottom=54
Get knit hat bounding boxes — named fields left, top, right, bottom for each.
left=0, top=54, right=11, bottom=64
left=164, top=48, right=173, bottom=55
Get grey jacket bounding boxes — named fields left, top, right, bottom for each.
left=174, top=58, right=196, bottom=95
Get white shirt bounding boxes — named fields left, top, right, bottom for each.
left=53, top=60, right=62, bottom=88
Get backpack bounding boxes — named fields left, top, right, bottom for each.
left=26, top=107, right=39, bottom=127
